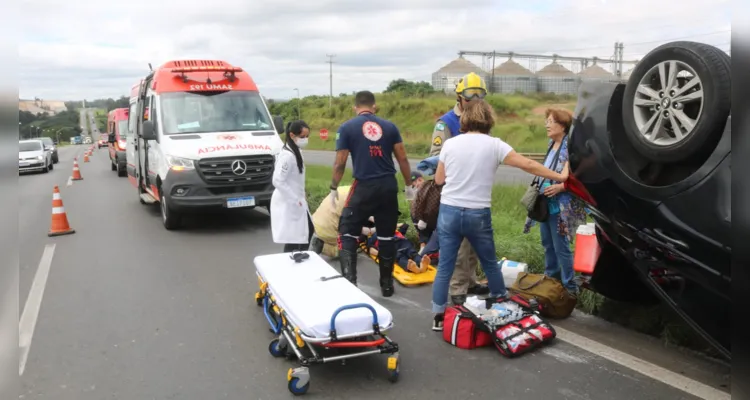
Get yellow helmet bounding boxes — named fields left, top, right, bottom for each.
left=455, top=72, right=488, bottom=100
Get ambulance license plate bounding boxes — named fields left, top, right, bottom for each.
left=226, top=196, right=255, bottom=208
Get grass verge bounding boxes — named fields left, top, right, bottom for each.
left=305, top=164, right=717, bottom=356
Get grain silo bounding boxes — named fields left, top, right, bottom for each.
left=579, top=62, right=617, bottom=84
left=536, top=60, right=580, bottom=95
left=431, top=57, right=489, bottom=94
left=490, top=58, right=537, bottom=94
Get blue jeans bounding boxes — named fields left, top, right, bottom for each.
left=431, top=204, right=507, bottom=313
left=539, top=215, right=577, bottom=292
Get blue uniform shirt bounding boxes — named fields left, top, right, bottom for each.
left=335, top=112, right=403, bottom=181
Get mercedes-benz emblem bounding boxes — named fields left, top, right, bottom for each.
left=231, top=160, right=247, bottom=176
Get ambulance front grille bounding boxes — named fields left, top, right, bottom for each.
left=195, top=155, right=274, bottom=185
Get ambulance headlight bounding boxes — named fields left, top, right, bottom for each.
left=165, top=155, right=195, bottom=171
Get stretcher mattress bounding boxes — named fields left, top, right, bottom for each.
left=254, top=251, right=394, bottom=339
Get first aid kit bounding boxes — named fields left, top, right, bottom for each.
left=443, top=296, right=556, bottom=357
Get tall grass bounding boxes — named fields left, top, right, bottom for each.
left=271, top=93, right=575, bottom=157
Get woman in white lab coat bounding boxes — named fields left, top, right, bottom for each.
left=271, top=120, right=315, bottom=252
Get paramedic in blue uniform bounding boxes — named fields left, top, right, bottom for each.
left=428, top=72, right=491, bottom=305
left=329, top=90, right=416, bottom=297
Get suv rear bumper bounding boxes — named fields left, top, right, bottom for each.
left=161, top=168, right=273, bottom=211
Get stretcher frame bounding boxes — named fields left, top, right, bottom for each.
left=254, top=272, right=400, bottom=396
left=358, top=241, right=437, bottom=287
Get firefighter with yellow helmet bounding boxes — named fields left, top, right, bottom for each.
left=428, top=72, right=490, bottom=305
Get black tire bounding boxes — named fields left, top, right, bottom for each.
left=49, top=161, right=53, bottom=171
left=621, top=41, right=731, bottom=163
left=117, top=163, right=127, bottom=177
left=42, top=162, right=49, bottom=173
left=111, top=161, right=117, bottom=171
left=159, top=189, right=182, bottom=230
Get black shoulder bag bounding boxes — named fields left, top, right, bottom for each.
left=525, top=143, right=563, bottom=223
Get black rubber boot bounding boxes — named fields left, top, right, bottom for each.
left=339, top=249, right=358, bottom=286
left=378, top=256, right=395, bottom=297
left=309, top=234, right=324, bottom=255
left=451, top=294, right=466, bottom=305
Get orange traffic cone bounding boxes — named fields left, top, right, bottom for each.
left=83, top=153, right=89, bottom=163
left=48, top=186, right=75, bottom=237
left=72, top=159, right=83, bottom=180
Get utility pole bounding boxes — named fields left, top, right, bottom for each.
left=326, top=54, right=336, bottom=109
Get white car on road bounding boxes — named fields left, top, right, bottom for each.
left=19, top=139, right=53, bottom=174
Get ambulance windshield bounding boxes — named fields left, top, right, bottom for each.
left=159, top=91, right=273, bottom=135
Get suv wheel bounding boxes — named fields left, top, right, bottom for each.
left=621, top=41, right=731, bottom=163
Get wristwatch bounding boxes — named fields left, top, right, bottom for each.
left=330, top=185, right=337, bottom=191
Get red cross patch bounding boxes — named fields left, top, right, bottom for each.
left=362, top=121, right=383, bottom=142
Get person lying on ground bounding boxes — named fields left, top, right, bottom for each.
left=309, top=185, right=375, bottom=254
left=364, top=223, right=432, bottom=274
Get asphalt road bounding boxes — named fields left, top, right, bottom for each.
left=301, top=149, right=534, bottom=186
left=17, top=146, right=730, bottom=400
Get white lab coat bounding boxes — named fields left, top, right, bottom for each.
left=270, top=147, right=310, bottom=244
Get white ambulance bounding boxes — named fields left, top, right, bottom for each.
left=125, top=60, right=285, bottom=230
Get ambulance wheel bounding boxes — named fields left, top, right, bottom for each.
left=287, top=378, right=309, bottom=396
left=111, top=161, right=117, bottom=171
left=159, top=190, right=182, bottom=230
left=268, top=338, right=287, bottom=358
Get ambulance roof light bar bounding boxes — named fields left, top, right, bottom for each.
left=171, top=66, right=243, bottom=83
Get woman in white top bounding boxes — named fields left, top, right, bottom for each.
left=430, top=101, right=568, bottom=331
left=270, top=120, right=315, bottom=252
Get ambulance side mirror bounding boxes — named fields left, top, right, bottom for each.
left=273, top=115, right=284, bottom=135
left=142, top=120, right=157, bottom=141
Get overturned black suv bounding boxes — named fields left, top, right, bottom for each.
left=564, top=41, right=731, bottom=360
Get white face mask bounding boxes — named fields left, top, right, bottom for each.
left=296, top=137, right=308, bottom=148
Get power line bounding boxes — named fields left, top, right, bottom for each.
left=325, top=54, right=336, bottom=109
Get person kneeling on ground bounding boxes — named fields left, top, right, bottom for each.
left=364, top=223, right=431, bottom=274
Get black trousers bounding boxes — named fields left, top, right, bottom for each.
left=338, top=176, right=400, bottom=258
left=282, top=214, right=315, bottom=252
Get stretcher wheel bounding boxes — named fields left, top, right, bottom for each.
left=287, top=367, right=310, bottom=396
left=287, top=377, right=309, bottom=396
left=387, top=354, right=400, bottom=383
left=268, top=338, right=287, bottom=358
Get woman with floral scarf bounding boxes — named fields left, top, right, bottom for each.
left=523, top=109, right=588, bottom=295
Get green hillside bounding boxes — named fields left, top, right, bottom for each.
left=267, top=92, right=576, bottom=157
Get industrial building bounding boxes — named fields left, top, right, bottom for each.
left=490, top=59, right=537, bottom=94
left=536, top=61, right=580, bottom=95
left=432, top=43, right=640, bottom=94
left=431, top=57, right=488, bottom=94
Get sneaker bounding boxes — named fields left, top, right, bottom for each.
left=432, top=314, right=444, bottom=331
left=451, top=295, right=466, bottom=305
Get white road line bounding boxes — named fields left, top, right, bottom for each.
left=19, top=243, right=56, bottom=376
left=555, top=326, right=730, bottom=400
left=66, top=176, right=72, bottom=187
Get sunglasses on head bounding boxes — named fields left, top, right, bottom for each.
left=460, top=88, right=487, bottom=100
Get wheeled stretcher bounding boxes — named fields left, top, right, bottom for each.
left=253, top=251, right=400, bottom=396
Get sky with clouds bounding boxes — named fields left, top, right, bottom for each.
left=19, top=0, right=731, bottom=101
